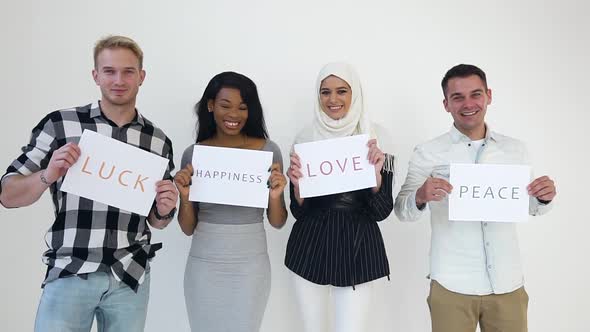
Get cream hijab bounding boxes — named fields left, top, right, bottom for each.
left=295, top=62, right=376, bottom=144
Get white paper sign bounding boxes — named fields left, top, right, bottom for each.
left=189, top=145, right=273, bottom=208
left=60, top=130, right=169, bottom=216
left=448, top=163, right=531, bottom=222
left=294, top=134, right=376, bottom=198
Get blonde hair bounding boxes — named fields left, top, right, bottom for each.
left=93, top=35, right=143, bottom=69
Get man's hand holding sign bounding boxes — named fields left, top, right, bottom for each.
left=60, top=130, right=177, bottom=228
left=414, top=163, right=556, bottom=222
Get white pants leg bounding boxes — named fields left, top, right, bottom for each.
left=293, top=273, right=329, bottom=332
left=332, top=281, right=373, bottom=332
left=293, top=272, right=374, bottom=332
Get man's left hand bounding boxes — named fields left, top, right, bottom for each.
left=528, top=175, right=556, bottom=202
left=155, top=179, right=178, bottom=215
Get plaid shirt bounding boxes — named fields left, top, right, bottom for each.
left=1, top=102, right=174, bottom=291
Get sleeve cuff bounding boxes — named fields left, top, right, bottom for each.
left=408, top=190, right=426, bottom=216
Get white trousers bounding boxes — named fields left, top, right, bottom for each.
left=293, top=272, right=373, bottom=332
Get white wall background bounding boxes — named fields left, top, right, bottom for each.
left=1, top=1, right=588, bottom=331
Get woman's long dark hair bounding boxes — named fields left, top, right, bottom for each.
left=195, top=71, right=269, bottom=143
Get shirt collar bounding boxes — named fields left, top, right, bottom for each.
left=90, top=101, right=145, bottom=127
left=449, top=123, right=498, bottom=143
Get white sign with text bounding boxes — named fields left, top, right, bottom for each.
left=294, top=134, right=376, bottom=198
left=60, top=130, right=168, bottom=216
left=448, top=163, right=531, bottom=222
left=189, top=145, right=273, bottom=208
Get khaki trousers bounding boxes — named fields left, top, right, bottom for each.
left=427, top=280, right=528, bottom=332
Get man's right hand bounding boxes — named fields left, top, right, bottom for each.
left=415, top=177, right=453, bottom=206
left=44, top=142, right=81, bottom=184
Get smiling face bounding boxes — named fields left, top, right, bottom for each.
left=92, top=47, right=145, bottom=109
left=319, top=75, right=352, bottom=120
left=208, top=87, right=248, bottom=136
left=443, top=74, right=492, bottom=139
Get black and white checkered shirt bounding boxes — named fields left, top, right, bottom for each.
left=1, top=102, right=174, bottom=291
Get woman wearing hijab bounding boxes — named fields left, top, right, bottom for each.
left=285, top=63, right=394, bottom=332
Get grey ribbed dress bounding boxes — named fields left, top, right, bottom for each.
left=181, top=140, right=282, bottom=332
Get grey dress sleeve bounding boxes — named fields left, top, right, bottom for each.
left=264, top=140, right=284, bottom=171
left=181, top=145, right=195, bottom=170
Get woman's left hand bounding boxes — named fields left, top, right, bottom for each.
left=367, top=139, right=385, bottom=172
left=268, top=162, right=287, bottom=199
left=367, top=139, right=384, bottom=191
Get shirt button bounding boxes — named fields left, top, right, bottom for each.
left=486, top=242, right=490, bottom=246
left=483, top=222, right=488, bottom=227
left=488, top=265, right=492, bottom=269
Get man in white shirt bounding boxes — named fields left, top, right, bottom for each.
left=394, top=64, right=556, bottom=332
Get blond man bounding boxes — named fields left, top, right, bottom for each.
left=0, top=36, right=178, bottom=332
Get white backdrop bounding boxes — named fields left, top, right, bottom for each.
left=1, top=1, right=588, bottom=331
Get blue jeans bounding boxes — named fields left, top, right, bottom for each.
left=34, top=271, right=150, bottom=332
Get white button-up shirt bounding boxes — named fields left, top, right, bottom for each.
left=395, top=125, right=552, bottom=295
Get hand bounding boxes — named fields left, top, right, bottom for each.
left=286, top=152, right=303, bottom=188
left=268, top=162, right=287, bottom=199
left=367, top=138, right=385, bottom=174
left=527, top=175, right=556, bottom=202
left=155, top=179, right=178, bottom=216
left=45, top=142, right=81, bottom=184
left=174, top=164, right=193, bottom=202
left=415, top=177, right=453, bottom=206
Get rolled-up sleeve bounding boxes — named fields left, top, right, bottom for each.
left=2, top=114, right=58, bottom=185
left=394, top=145, right=431, bottom=222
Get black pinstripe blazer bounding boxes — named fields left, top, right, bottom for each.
left=285, top=155, right=394, bottom=287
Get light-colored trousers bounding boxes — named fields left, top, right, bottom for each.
left=428, top=280, right=528, bottom=332
left=292, top=272, right=374, bottom=332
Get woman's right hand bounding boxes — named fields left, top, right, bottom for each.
left=286, top=152, right=303, bottom=188
left=174, top=163, right=194, bottom=202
